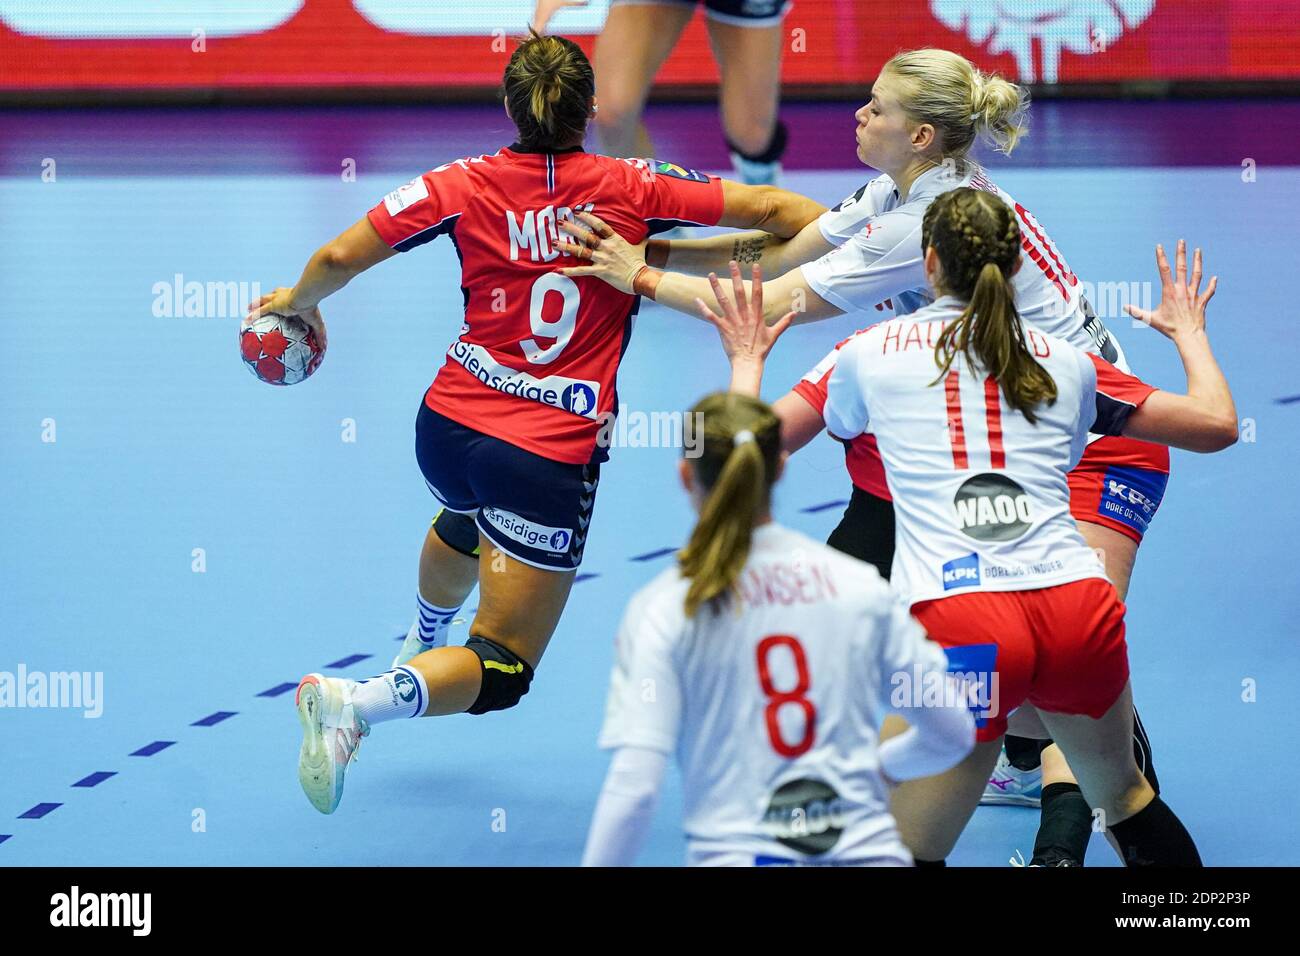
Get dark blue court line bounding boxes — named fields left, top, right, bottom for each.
left=575, top=573, right=599, bottom=583
left=1275, top=394, right=1300, bottom=405
left=130, top=740, right=176, bottom=757
left=326, top=653, right=372, bottom=668
left=801, top=500, right=849, bottom=514
left=192, top=711, right=237, bottom=727
left=1, top=650, right=379, bottom=849
left=72, top=771, right=116, bottom=788
left=630, top=547, right=676, bottom=562
left=19, top=803, right=61, bottom=820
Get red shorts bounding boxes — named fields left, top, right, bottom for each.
left=1068, top=435, right=1170, bottom=544
left=911, top=578, right=1130, bottom=742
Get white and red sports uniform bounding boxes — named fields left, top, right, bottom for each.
left=590, top=523, right=974, bottom=866
left=366, top=146, right=723, bottom=569
left=798, top=165, right=1168, bottom=544
left=822, top=297, right=1161, bottom=740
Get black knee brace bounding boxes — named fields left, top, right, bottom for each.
left=726, top=120, right=788, bottom=165
left=432, top=509, right=480, bottom=559
left=465, top=636, right=535, bottom=715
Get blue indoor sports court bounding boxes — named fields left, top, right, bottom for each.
left=2, top=0, right=1299, bottom=871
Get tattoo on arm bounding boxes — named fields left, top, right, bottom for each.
left=731, top=235, right=768, bottom=265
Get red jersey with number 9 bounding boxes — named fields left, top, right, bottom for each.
left=366, top=146, right=724, bottom=464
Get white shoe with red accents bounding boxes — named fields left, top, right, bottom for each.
left=295, top=673, right=370, bottom=815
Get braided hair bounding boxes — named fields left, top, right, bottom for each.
left=922, top=188, right=1058, bottom=423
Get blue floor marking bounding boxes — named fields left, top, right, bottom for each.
left=630, top=547, right=676, bottom=562
left=800, top=500, right=849, bottom=514
left=130, top=741, right=176, bottom=758
left=325, top=653, right=372, bottom=669
left=18, top=803, right=61, bottom=820
left=192, top=711, right=238, bottom=727
left=72, top=772, right=117, bottom=788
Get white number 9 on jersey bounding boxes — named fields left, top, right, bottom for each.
left=520, top=273, right=579, bottom=365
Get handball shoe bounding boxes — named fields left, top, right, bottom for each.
left=393, top=624, right=436, bottom=668
left=981, top=749, right=1043, bottom=808
left=296, top=674, right=369, bottom=815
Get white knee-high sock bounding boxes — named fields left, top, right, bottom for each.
left=352, top=666, right=429, bottom=723
left=417, top=593, right=462, bottom=648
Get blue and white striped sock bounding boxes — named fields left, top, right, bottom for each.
left=417, top=593, right=461, bottom=648
left=352, top=666, right=428, bottom=723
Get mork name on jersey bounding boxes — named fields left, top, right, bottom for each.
left=507, top=203, right=597, bottom=263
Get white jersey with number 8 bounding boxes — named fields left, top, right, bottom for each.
left=597, top=522, right=961, bottom=866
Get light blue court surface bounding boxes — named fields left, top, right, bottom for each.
left=2, top=150, right=1298, bottom=865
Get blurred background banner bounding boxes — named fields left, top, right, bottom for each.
left=1, top=0, right=1298, bottom=96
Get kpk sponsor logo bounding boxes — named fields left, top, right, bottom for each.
left=954, top=473, right=1033, bottom=542
left=447, top=341, right=601, bottom=419
left=760, top=778, right=851, bottom=855
left=1099, top=465, right=1167, bottom=534
left=481, top=507, right=573, bottom=554
left=942, top=553, right=981, bottom=590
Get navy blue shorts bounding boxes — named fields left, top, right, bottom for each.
left=610, top=0, right=790, bottom=28
left=415, top=403, right=599, bottom=572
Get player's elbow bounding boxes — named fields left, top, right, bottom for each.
left=317, top=241, right=362, bottom=276
left=1205, top=413, right=1240, bottom=452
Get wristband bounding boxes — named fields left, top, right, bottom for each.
left=645, top=239, right=670, bottom=269
left=631, top=265, right=663, bottom=300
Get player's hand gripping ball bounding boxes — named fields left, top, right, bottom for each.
left=239, top=311, right=326, bottom=386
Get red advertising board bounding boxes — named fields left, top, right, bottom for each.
left=1, top=0, right=1297, bottom=93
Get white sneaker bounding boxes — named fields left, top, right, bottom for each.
left=393, top=623, right=435, bottom=668
left=980, top=749, right=1043, bottom=807
left=295, top=673, right=370, bottom=815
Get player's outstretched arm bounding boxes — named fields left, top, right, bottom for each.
left=695, top=261, right=797, bottom=396
left=247, top=217, right=396, bottom=325
left=647, top=181, right=832, bottom=277
left=530, top=0, right=590, bottom=34
left=559, top=211, right=843, bottom=326
left=1122, top=240, right=1238, bottom=452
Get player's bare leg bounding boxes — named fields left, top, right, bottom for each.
left=394, top=516, right=481, bottom=666
left=297, top=534, right=576, bottom=812
left=705, top=18, right=786, bottom=183
left=881, top=715, right=1003, bottom=863
left=592, top=2, right=694, bottom=157
left=401, top=532, right=576, bottom=715
left=1033, top=523, right=1142, bottom=862
left=1037, top=683, right=1200, bottom=865
left=419, top=520, right=479, bottom=606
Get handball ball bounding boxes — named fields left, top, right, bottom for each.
left=240, top=312, right=325, bottom=386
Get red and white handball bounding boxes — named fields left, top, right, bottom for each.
left=240, top=312, right=325, bottom=386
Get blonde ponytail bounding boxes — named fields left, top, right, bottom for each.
left=678, top=394, right=781, bottom=618
left=884, top=48, right=1029, bottom=163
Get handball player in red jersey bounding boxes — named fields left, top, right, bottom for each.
left=244, top=32, right=826, bottom=814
